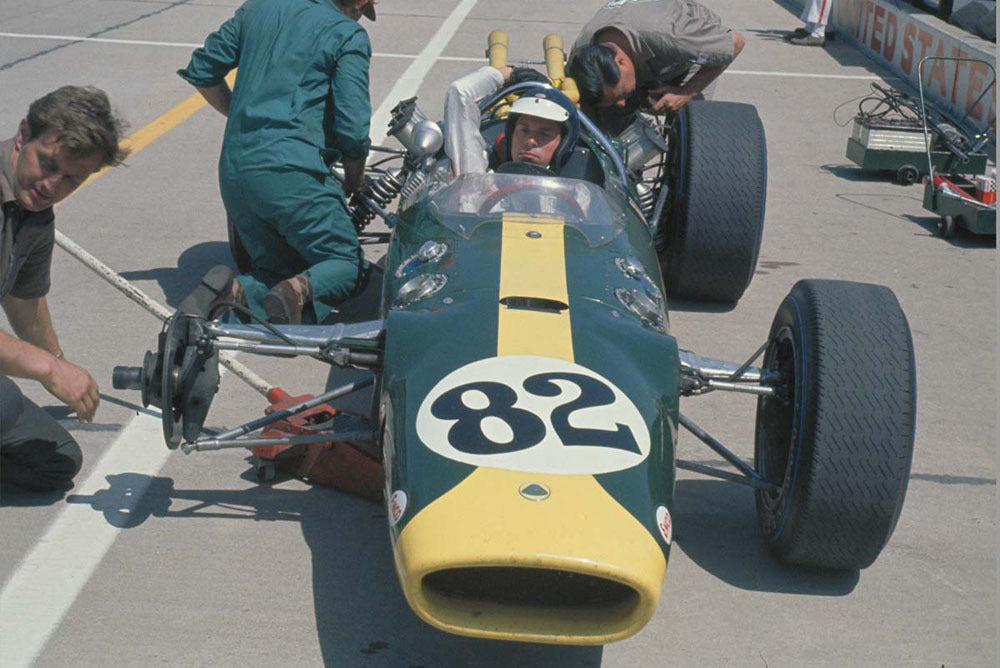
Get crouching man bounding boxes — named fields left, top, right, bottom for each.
left=1, top=86, right=127, bottom=491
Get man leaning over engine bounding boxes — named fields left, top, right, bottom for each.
left=567, top=0, right=744, bottom=134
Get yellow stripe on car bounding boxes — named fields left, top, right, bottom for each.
left=497, top=214, right=573, bottom=361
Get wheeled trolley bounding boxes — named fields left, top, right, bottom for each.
left=918, top=56, right=996, bottom=237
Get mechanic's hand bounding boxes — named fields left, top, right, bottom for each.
left=647, top=86, right=695, bottom=113
left=43, top=358, right=99, bottom=422
left=348, top=174, right=375, bottom=207
left=510, top=67, right=550, bottom=85
left=343, top=175, right=365, bottom=198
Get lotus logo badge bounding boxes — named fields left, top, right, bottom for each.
left=519, top=482, right=550, bottom=501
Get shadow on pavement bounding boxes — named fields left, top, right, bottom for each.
left=119, top=241, right=235, bottom=308
left=666, top=298, right=738, bottom=314
left=671, top=478, right=860, bottom=595
left=1, top=486, right=72, bottom=507
left=820, top=162, right=892, bottom=182
left=834, top=192, right=996, bottom=246
left=64, top=472, right=604, bottom=667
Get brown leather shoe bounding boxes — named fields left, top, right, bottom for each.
left=262, top=274, right=312, bottom=324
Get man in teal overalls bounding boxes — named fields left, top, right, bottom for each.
left=178, top=0, right=376, bottom=324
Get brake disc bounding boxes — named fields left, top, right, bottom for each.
left=160, top=314, right=186, bottom=449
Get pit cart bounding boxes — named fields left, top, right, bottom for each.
left=845, top=81, right=991, bottom=185
left=917, top=56, right=996, bottom=238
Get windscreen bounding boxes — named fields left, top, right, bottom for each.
left=424, top=173, right=628, bottom=247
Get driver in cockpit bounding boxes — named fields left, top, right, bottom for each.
left=444, top=66, right=579, bottom=175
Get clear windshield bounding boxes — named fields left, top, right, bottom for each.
left=423, top=173, right=628, bottom=247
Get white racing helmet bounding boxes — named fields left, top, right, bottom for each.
left=503, top=87, right=581, bottom=169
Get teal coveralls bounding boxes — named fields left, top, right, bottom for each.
left=178, top=0, right=372, bottom=323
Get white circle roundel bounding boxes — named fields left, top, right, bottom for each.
left=415, top=356, right=650, bottom=474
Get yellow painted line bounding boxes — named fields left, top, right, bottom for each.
left=496, top=214, right=573, bottom=361
left=77, top=71, right=237, bottom=192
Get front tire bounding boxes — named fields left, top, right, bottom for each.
left=657, top=101, right=767, bottom=303
left=754, top=279, right=916, bottom=570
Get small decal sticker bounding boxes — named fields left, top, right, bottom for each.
left=519, top=482, right=551, bottom=501
left=389, top=490, right=408, bottom=526
left=656, top=505, right=672, bottom=545
left=416, top=356, right=651, bottom=475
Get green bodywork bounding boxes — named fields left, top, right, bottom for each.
left=377, top=153, right=680, bottom=559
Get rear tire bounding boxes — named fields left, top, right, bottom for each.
left=754, top=279, right=916, bottom=570
left=657, top=101, right=767, bottom=303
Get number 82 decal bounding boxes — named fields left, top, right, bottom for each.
left=415, top=356, right=650, bottom=474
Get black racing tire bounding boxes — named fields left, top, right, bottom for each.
left=657, top=100, right=767, bottom=303
left=753, top=279, right=916, bottom=570
left=227, top=215, right=253, bottom=274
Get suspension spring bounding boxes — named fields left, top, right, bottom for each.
left=636, top=181, right=658, bottom=220
left=351, top=166, right=406, bottom=233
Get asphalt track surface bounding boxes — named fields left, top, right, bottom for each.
left=0, top=1, right=996, bottom=666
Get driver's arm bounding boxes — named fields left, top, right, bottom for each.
left=444, top=66, right=511, bottom=175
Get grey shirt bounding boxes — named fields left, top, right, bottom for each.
left=569, top=0, right=735, bottom=90
left=0, top=137, right=54, bottom=300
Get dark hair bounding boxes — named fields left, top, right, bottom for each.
left=26, top=86, right=129, bottom=168
left=567, top=43, right=620, bottom=108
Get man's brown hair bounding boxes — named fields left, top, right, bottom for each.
left=26, top=86, right=129, bottom=168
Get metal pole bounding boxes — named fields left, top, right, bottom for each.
left=209, top=376, right=374, bottom=442
left=677, top=412, right=761, bottom=481
left=184, top=430, right=373, bottom=453
left=54, top=229, right=273, bottom=397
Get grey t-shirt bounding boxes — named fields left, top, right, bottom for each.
left=0, top=137, right=55, bottom=300
left=569, top=0, right=735, bottom=89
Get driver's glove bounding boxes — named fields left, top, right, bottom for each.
left=510, top=67, right=550, bottom=85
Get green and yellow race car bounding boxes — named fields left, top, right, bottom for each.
left=114, top=65, right=916, bottom=646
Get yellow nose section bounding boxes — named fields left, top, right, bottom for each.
left=393, top=467, right=667, bottom=645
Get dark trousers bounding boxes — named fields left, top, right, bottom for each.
left=0, top=375, right=82, bottom=491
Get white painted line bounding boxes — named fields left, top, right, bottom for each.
left=2, top=31, right=889, bottom=80
left=0, top=31, right=203, bottom=48
left=368, top=0, right=483, bottom=144
left=0, top=32, right=486, bottom=62
left=0, top=411, right=171, bottom=668
left=729, top=68, right=886, bottom=80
